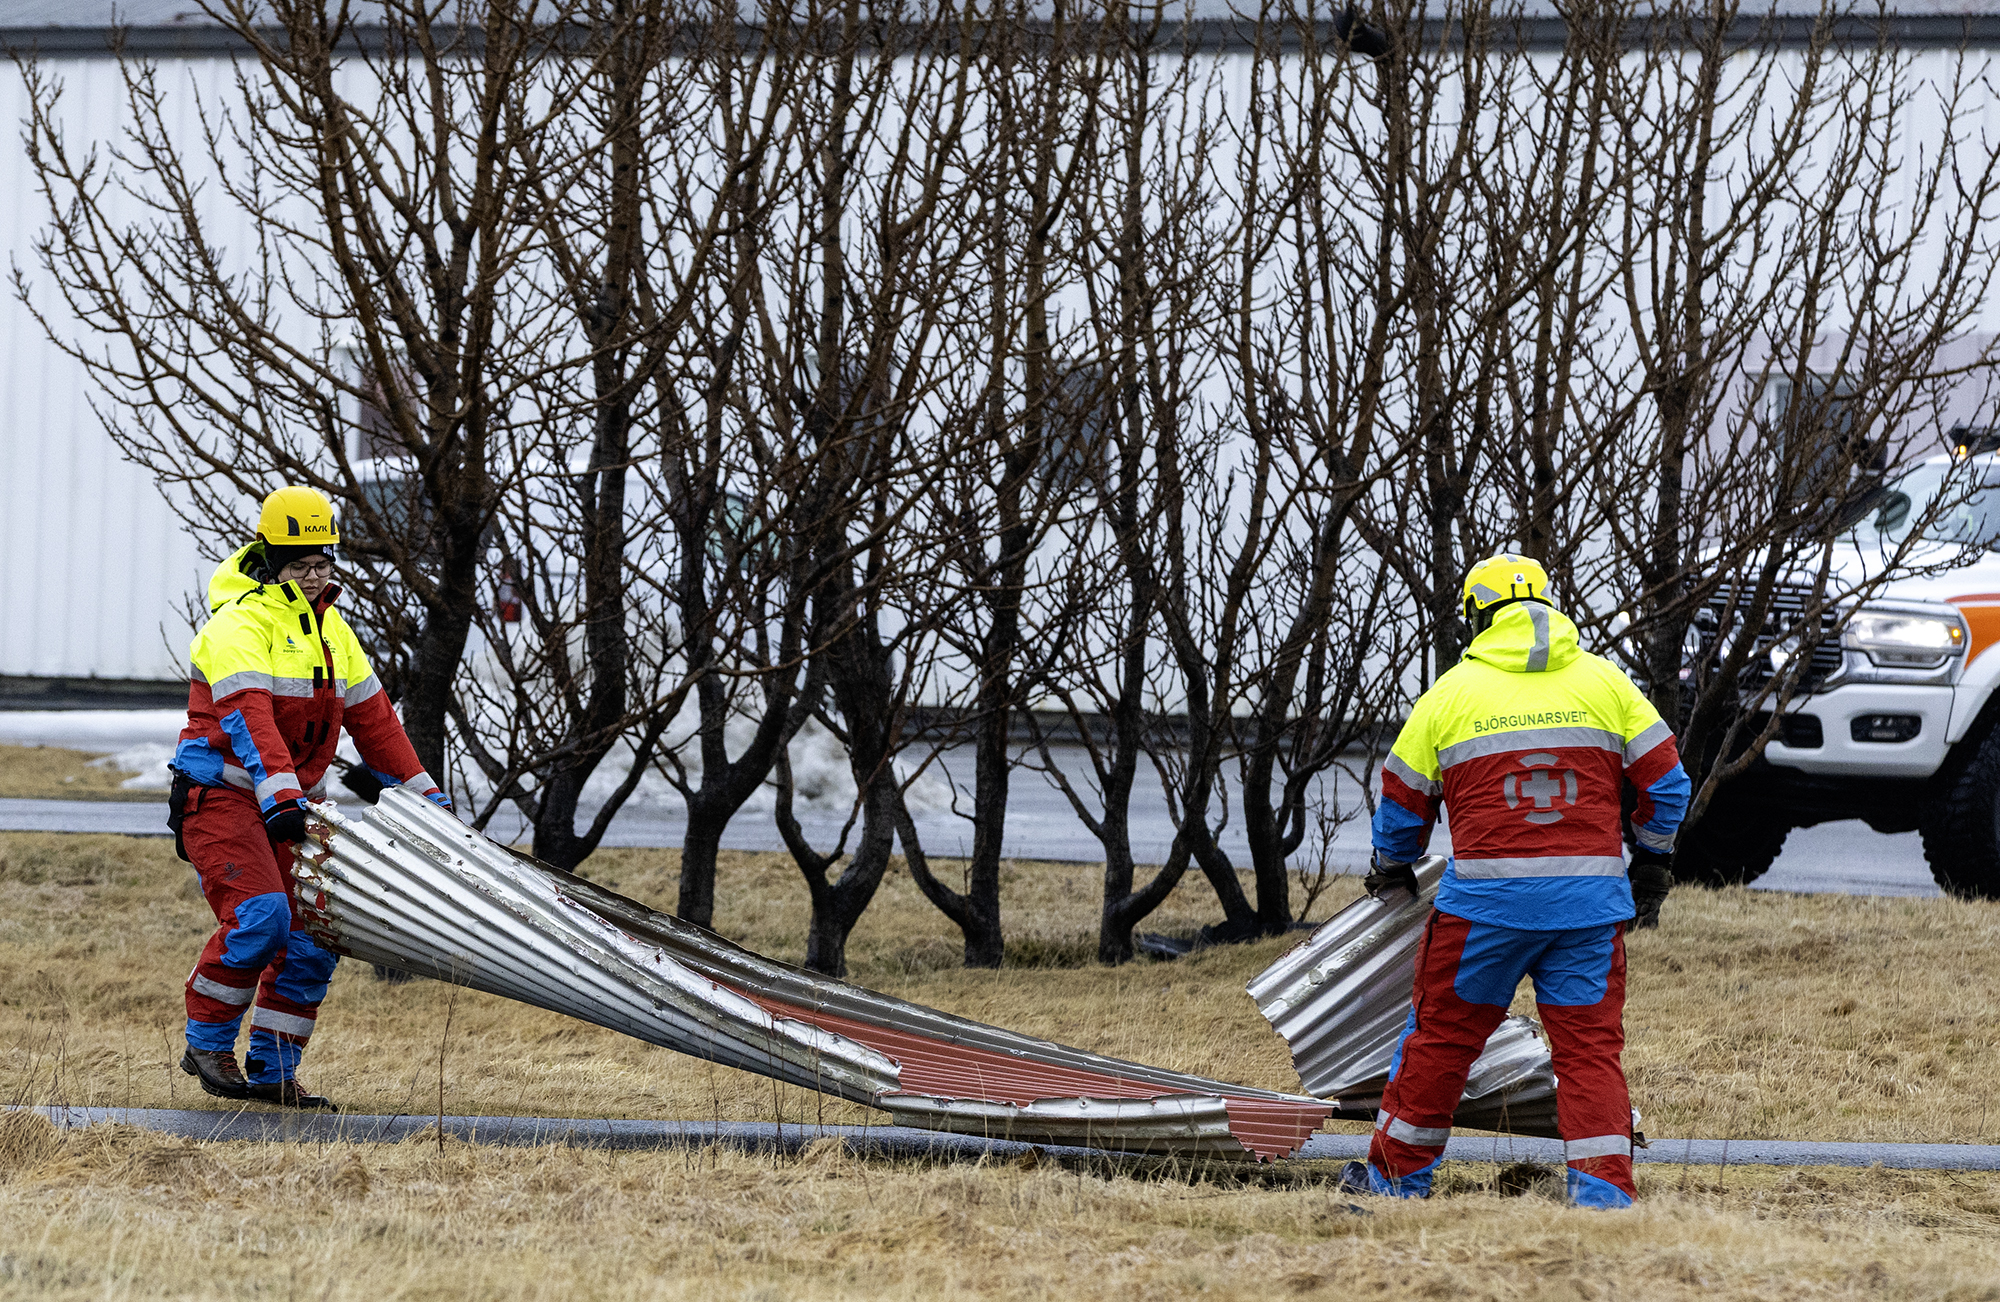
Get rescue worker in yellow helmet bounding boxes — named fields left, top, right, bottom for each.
left=168, top=486, right=450, bottom=1109
left=1340, top=553, right=1689, bottom=1208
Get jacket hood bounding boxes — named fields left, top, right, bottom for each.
left=207, top=543, right=267, bottom=612
left=206, top=542, right=335, bottom=614
left=1464, top=600, right=1580, bottom=674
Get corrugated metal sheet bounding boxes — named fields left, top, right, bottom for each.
left=294, top=787, right=1332, bottom=1160
left=1247, top=856, right=1561, bottom=1137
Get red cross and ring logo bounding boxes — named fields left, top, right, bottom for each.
left=1502, top=751, right=1578, bottom=825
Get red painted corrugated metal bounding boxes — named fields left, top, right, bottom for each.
left=304, top=789, right=1338, bottom=1163
left=736, top=985, right=1330, bottom=1160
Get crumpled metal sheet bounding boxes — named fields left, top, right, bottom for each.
left=292, top=788, right=1332, bottom=1160
left=1246, top=856, right=1561, bottom=1138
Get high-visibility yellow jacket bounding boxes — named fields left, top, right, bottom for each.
left=1373, top=601, right=1690, bottom=929
left=172, top=544, right=435, bottom=813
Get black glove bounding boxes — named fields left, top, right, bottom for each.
left=338, top=761, right=385, bottom=806
left=1364, top=854, right=1419, bottom=900
left=1629, top=850, right=1673, bottom=930
left=264, top=799, right=309, bottom=844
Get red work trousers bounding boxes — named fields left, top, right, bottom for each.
left=180, top=785, right=335, bottom=1079
left=1368, top=909, right=1635, bottom=1206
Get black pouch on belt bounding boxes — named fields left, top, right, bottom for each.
left=166, top=771, right=195, bottom=863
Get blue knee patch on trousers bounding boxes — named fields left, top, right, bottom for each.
left=272, top=930, right=337, bottom=1006
left=185, top=1017, right=242, bottom=1052
left=1566, top=1168, right=1634, bottom=1209
left=1368, top=1156, right=1439, bottom=1198
left=220, top=892, right=292, bottom=969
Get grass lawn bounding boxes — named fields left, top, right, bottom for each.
left=0, top=743, right=156, bottom=802
left=3, top=823, right=1999, bottom=1297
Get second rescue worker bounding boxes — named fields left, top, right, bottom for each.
left=171, top=487, right=450, bottom=1109
left=1343, top=554, right=1690, bottom=1209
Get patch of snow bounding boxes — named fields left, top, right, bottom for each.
left=4, top=704, right=957, bottom=820
left=90, top=742, right=177, bottom=791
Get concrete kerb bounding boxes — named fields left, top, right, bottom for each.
left=21, top=1107, right=2000, bottom=1171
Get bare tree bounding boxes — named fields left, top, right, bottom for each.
left=739, top=0, right=988, bottom=974
left=891, top=5, right=1110, bottom=968
left=20, top=0, right=576, bottom=786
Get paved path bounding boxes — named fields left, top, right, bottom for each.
left=0, top=716, right=1945, bottom=896
left=23, top=1107, right=2000, bottom=1170
left=0, top=783, right=1943, bottom=900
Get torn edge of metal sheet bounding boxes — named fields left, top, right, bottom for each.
left=1246, top=856, right=1562, bottom=1138
left=291, top=787, right=1332, bottom=1161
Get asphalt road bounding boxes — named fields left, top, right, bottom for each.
left=0, top=707, right=1945, bottom=897
left=0, top=754, right=1944, bottom=899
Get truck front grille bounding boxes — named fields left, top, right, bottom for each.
left=1690, top=581, right=1845, bottom=696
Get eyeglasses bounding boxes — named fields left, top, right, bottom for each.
left=279, top=561, right=336, bottom=579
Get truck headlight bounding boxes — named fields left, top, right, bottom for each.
left=1842, top=610, right=1968, bottom=668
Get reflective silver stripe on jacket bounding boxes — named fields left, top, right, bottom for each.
left=405, top=770, right=438, bottom=794
left=1633, top=824, right=1676, bottom=852
left=1564, top=1134, right=1631, bottom=1161
left=249, top=1007, right=317, bottom=1038
left=1383, top=752, right=1441, bottom=796
left=1623, top=719, right=1675, bottom=764
left=208, top=669, right=276, bottom=698
left=1437, top=728, right=1624, bottom=770
left=190, top=974, right=255, bottom=1006
left=268, top=676, right=317, bottom=699
left=221, top=764, right=252, bottom=791
left=1525, top=604, right=1553, bottom=672
left=1452, top=855, right=1628, bottom=879
left=345, top=675, right=384, bottom=707
left=1376, top=1109, right=1452, bottom=1147
left=254, top=772, right=301, bottom=802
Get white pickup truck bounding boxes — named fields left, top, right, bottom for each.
left=1676, top=451, right=2000, bottom=898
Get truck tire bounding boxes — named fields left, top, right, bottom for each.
left=1671, top=780, right=1789, bottom=888
left=1917, top=727, right=2000, bottom=900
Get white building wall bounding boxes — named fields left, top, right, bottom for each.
left=0, top=57, right=216, bottom=681
left=4, top=36, right=2000, bottom=682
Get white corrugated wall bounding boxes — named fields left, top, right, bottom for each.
left=4, top=41, right=2000, bottom=683
left=0, top=56, right=215, bottom=681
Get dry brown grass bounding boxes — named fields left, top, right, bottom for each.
left=6, top=830, right=2000, bottom=1146
left=3, top=832, right=2000, bottom=1144
left=5, top=831, right=2000, bottom=1297
left=0, top=744, right=154, bottom=802
left=0, top=1112, right=1997, bottom=1301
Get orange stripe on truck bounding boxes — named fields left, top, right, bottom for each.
left=1949, top=594, right=2000, bottom=662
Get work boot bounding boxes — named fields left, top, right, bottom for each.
left=243, top=1058, right=338, bottom=1111
left=180, top=1047, right=251, bottom=1100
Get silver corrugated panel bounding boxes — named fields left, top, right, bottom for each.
left=294, top=787, right=1332, bottom=1159
left=1247, top=856, right=1562, bottom=1138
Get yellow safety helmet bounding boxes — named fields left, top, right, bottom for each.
left=1462, top=552, right=1551, bottom=633
left=256, top=486, right=340, bottom=551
